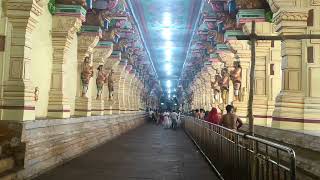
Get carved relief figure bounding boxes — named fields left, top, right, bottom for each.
left=230, top=61, right=242, bottom=101
left=107, top=69, right=114, bottom=100
left=219, top=68, right=229, bottom=104
left=81, top=57, right=94, bottom=97
left=211, top=74, right=222, bottom=103
left=34, top=87, right=39, bottom=102
left=96, top=65, right=108, bottom=100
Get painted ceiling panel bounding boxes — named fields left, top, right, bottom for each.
left=128, top=0, right=201, bottom=90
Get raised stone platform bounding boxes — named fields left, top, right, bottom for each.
left=0, top=113, right=146, bottom=179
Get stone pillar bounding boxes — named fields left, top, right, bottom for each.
left=0, top=11, right=12, bottom=120
left=136, top=80, right=142, bottom=111
left=122, top=67, right=133, bottom=113
left=242, top=22, right=282, bottom=126
left=91, top=45, right=113, bottom=116
left=112, top=59, right=126, bottom=114
left=48, top=14, right=83, bottom=118
left=127, top=73, right=135, bottom=112
left=74, top=26, right=100, bottom=117
left=207, top=67, right=217, bottom=108
left=103, top=51, right=119, bottom=115
left=271, top=8, right=320, bottom=130
left=131, top=76, right=138, bottom=112
left=218, top=51, right=236, bottom=105
left=1, top=0, right=42, bottom=121
left=228, top=40, right=251, bottom=122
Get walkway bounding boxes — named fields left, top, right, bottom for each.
left=35, top=123, right=218, bottom=180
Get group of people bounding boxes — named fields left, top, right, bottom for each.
left=148, top=109, right=181, bottom=130
left=194, top=105, right=243, bottom=131
left=149, top=104, right=243, bottom=132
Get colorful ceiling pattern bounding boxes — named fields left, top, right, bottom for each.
left=128, top=0, right=202, bottom=91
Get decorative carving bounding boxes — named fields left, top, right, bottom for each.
left=230, top=61, right=242, bottom=101
left=96, top=65, right=107, bottom=100
left=312, top=0, right=320, bottom=5
left=212, top=74, right=222, bottom=103
left=34, top=87, right=39, bottom=102
left=236, top=0, right=264, bottom=9
left=219, top=68, right=229, bottom=104
left=52, top=16, right=82, bottom=56
left=273, top=10, right=308, bottom=27
left=81, top=57, right=93, bottom=97
left=107, top=69, right=114, bottom=100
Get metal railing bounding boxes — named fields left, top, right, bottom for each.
left=183, top=116, right=296, bottom=180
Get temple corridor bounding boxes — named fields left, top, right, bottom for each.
left=34, top=123, right=218, bottom=180
left=1, top=0, right=320, bottom=179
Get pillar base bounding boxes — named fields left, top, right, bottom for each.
left=252, top=96, right=269, bottom=126
left=74, top=97, right=91, bottom=117
left=92, top=99, right=104, bottom=116
left=1, top=81, right=36, bottom=121
left=47, top=104, right=71, bottom=119
left=233, top=101, right=248, bottom=123
left=272, top=93, right=320, bottom=130
left=104, top=99, right=113, bottom=115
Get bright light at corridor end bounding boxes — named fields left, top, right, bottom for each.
left=166, top=80, right=172, bottom=88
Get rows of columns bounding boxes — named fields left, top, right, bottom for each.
left=187, top=1, right=320, bottom=131
left=0, top=1, right=152, bottom=121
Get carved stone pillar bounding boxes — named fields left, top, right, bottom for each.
left=74, top=26, right=100, bottom=117
left=242, top=22, right=282, bottom=127
left=271, top=8, right=320, bottom=130
left=228, top=40, right=251, bottom=122
left=112, top=58, right=126, bottom=114
left=126, top=72, right=135, bottom=112
left=132, top=76, right=139, bottom=111
left=207, top=67, right=217, bottom=108
left=1, top=0, right=42, bottom=121
left=103, top=50, right=119, bottom=115
left=48, top=13, right=83, bottom=118
left=122, top=66, right=133, bottom=113
left=136, top=80, right=143, bottom=111
left=91, top=44, right=112, bottom=116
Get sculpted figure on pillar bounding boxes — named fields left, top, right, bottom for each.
left=107, top=69, right=114, bottom=100
left=230, top=61, right=242, bottom=101
left=211, top=73, right=222, bottom=104
left=219, top=68, right=229, bottom=105
left=96, top=65, right=108, bottom=100
left=81, top=56, right=94, bottom=97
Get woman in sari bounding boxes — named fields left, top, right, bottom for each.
left=205, top=107, right=221, bottom=124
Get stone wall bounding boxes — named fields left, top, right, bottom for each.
left=241, top=125, right=320, bottom=180
left=0, top=113, right=146, bottom=179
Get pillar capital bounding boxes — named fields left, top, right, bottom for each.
left=78, top=26, right=102, bottom=58
left=48, top=13, right=84, bottom=118
left=6, top=0, right=43, bottom=29
left=93, top=47, right=113, bottom=65
left=267, top=0, right=304, bottom=13
left=273, top=9, right=309, bottom=33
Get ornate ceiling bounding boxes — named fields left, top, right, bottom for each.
left=127, top=0, right=202, bottom=94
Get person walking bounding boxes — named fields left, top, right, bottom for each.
left=170, top=110, right=178, bottom=130
left=220, top=105, right=243, bottom=131
left=163, top=111, right=171, bottom=129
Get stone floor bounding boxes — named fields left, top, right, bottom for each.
left=34, top=123, right=219, bottom=180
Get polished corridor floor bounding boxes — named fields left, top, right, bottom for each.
left=35, top=123, right=218, bottom=180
